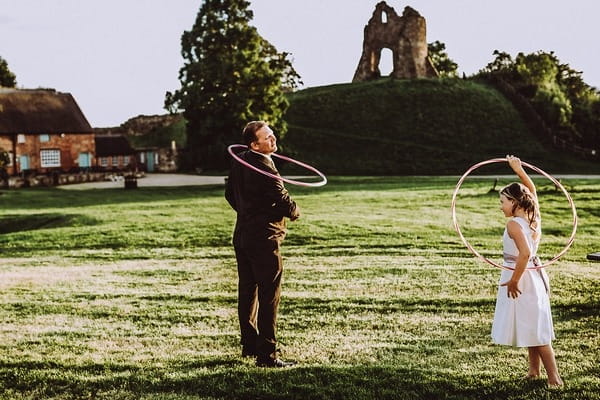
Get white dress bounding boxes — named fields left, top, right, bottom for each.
left=491, top=217, right=555, bottom=347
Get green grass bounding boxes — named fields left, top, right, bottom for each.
left=0, top=177, right=599, bottom=399
left=283, top=78, right=600, bottom=175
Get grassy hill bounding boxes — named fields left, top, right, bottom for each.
left=282, top=78, right=600, bottom=175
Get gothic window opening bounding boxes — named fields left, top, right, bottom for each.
left=380, top=48, right=394, bottom=76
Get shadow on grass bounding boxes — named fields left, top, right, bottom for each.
left=0, top=185, right=225, bottom=210
left=553, top=300, right=600, bottom=321
left=0, top=213, right=99, bottom=234
left=0, top=359, right=585, bottom=400
left=283, top=296, right=495, bottom=315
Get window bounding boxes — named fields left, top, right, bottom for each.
left=100, top=157, right=108, bottom=167
left=112, top=156, right=119, bottom=167
left=7, top=152, right=14, bottom=166
left=17, top=134, right=26, bottom=143
left=40, top=134, right=50, bottom=142
left=379, top=48, right=394, bottom=76
left=40, top=149, right=61, bottom=168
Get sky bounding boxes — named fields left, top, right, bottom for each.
left=1, top=0, right=598, bottom=127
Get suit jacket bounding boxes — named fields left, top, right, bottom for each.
left=225, top=150, right=299, bottom=245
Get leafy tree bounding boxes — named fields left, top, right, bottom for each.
left=478, top=50, right=600, bottom=148
left=557, top=62, right=600, bottom=147
left=427, top=41, right=458, bottom=78
left=556, top=61, right=598, bottom=104
left=165, top=0, right=301, bottom=171
left=515, top=52, right=559, bottom=86
left=0, top=56, right=17, bottom=87
left=478, top=50, right=521, bottom=83
left=515, top=52, right=572, bottom=126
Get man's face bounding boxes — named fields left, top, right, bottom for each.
left=250, top=125, right=277, bottom=155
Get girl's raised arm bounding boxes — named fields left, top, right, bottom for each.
left=507, top=155, right=537, bottom=199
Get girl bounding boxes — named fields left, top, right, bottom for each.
left=491, top=155, right=563, bottom=388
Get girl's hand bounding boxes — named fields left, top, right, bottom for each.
left=506, top=155, right=523, bottom=173
left=501, top=279, right=522, bottom=299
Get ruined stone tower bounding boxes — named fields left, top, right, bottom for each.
left=353, top=2, right=437, bottom=82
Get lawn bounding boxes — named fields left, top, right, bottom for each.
left=0, top=175, right=598, bottom=399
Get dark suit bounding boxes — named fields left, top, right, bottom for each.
left=225, top=150, right=299, bottom=360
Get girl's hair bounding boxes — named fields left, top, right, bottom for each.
left=500, top=182, right=540, bottom=237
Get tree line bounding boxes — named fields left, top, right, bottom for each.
left=475, top=50, right=600, bottom=151
left=163, top=1, right=598, bottom=170
left=2, top=0, right=598, bottom=171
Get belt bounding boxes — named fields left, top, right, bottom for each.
left=502, top=253, right=548, bottom=293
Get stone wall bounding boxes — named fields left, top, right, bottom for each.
left=353, top=2, right=437, bottom=81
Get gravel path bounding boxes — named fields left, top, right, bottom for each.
left=60, top=173, right=600, bottom=190
left=59, top=173, right=227, bottom=190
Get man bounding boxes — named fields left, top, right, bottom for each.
left=225, top=121, right=300, bottom=367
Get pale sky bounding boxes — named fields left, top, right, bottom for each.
left=1, top=0, right=598, bottom=127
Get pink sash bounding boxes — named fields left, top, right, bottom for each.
left=503, top=253, right=548, bottom=293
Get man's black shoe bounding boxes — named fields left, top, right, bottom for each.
left=256, top=357, right=297, bottom=368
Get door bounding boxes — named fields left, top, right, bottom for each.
left=145, top=151, right=155, bottom=172
left=78, top=152, right=91, bottom=168
left=19, top=155, right=29, bottom=171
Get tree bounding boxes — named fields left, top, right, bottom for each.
left=556, top=61, right=600, bottom=147
left=480, top=50, right=515, bottom=75
left=0, top=56, right=17, bottom=87
left=165, top=0, right=301, bottom=171
left=427, top=41, right=458, bottom=78
left=477, top=50, right=600, bottom=148
left=515, top=51, right=572, bottom=127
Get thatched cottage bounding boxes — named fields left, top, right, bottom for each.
left=0, top=88, right=95, bottom=175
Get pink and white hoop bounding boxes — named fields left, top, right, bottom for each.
left=227, top=144, right=327, bottom=187
left=451, top=158, right=577, bottom=270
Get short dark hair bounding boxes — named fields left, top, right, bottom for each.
left=242, top=121, right=267, bottom=146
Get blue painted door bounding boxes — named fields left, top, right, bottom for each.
left=19, top=155, right=29, bottom=170
left=78, top=152, right=91, bottom=168
left=145, top=151, right=155, bottom=172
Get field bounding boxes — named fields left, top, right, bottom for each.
left=0, top=175, right=599, bottom=399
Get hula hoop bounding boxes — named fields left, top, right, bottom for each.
left=227, top=144, right=327, bottom=187
left=451, top=158, right=577, bottom=270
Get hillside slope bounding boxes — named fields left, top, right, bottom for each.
left=282, top=78, right=600, bottom=175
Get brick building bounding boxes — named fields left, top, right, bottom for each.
left=94, top=134, right=136, bottom=170
left=0, top=88, right=95, bottom=175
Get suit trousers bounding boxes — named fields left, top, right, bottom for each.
left=234, top=236, right=283, bottom=358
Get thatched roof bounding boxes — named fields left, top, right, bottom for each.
left=0, top=88, right=93, bottom=134
left=95, top=135, right=135, bottom=157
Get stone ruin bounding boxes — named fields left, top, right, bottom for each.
left=353, top=2, right=438, bottom=81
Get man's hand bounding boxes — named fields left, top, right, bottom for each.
left=290, top=207, right=300, bottom=221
